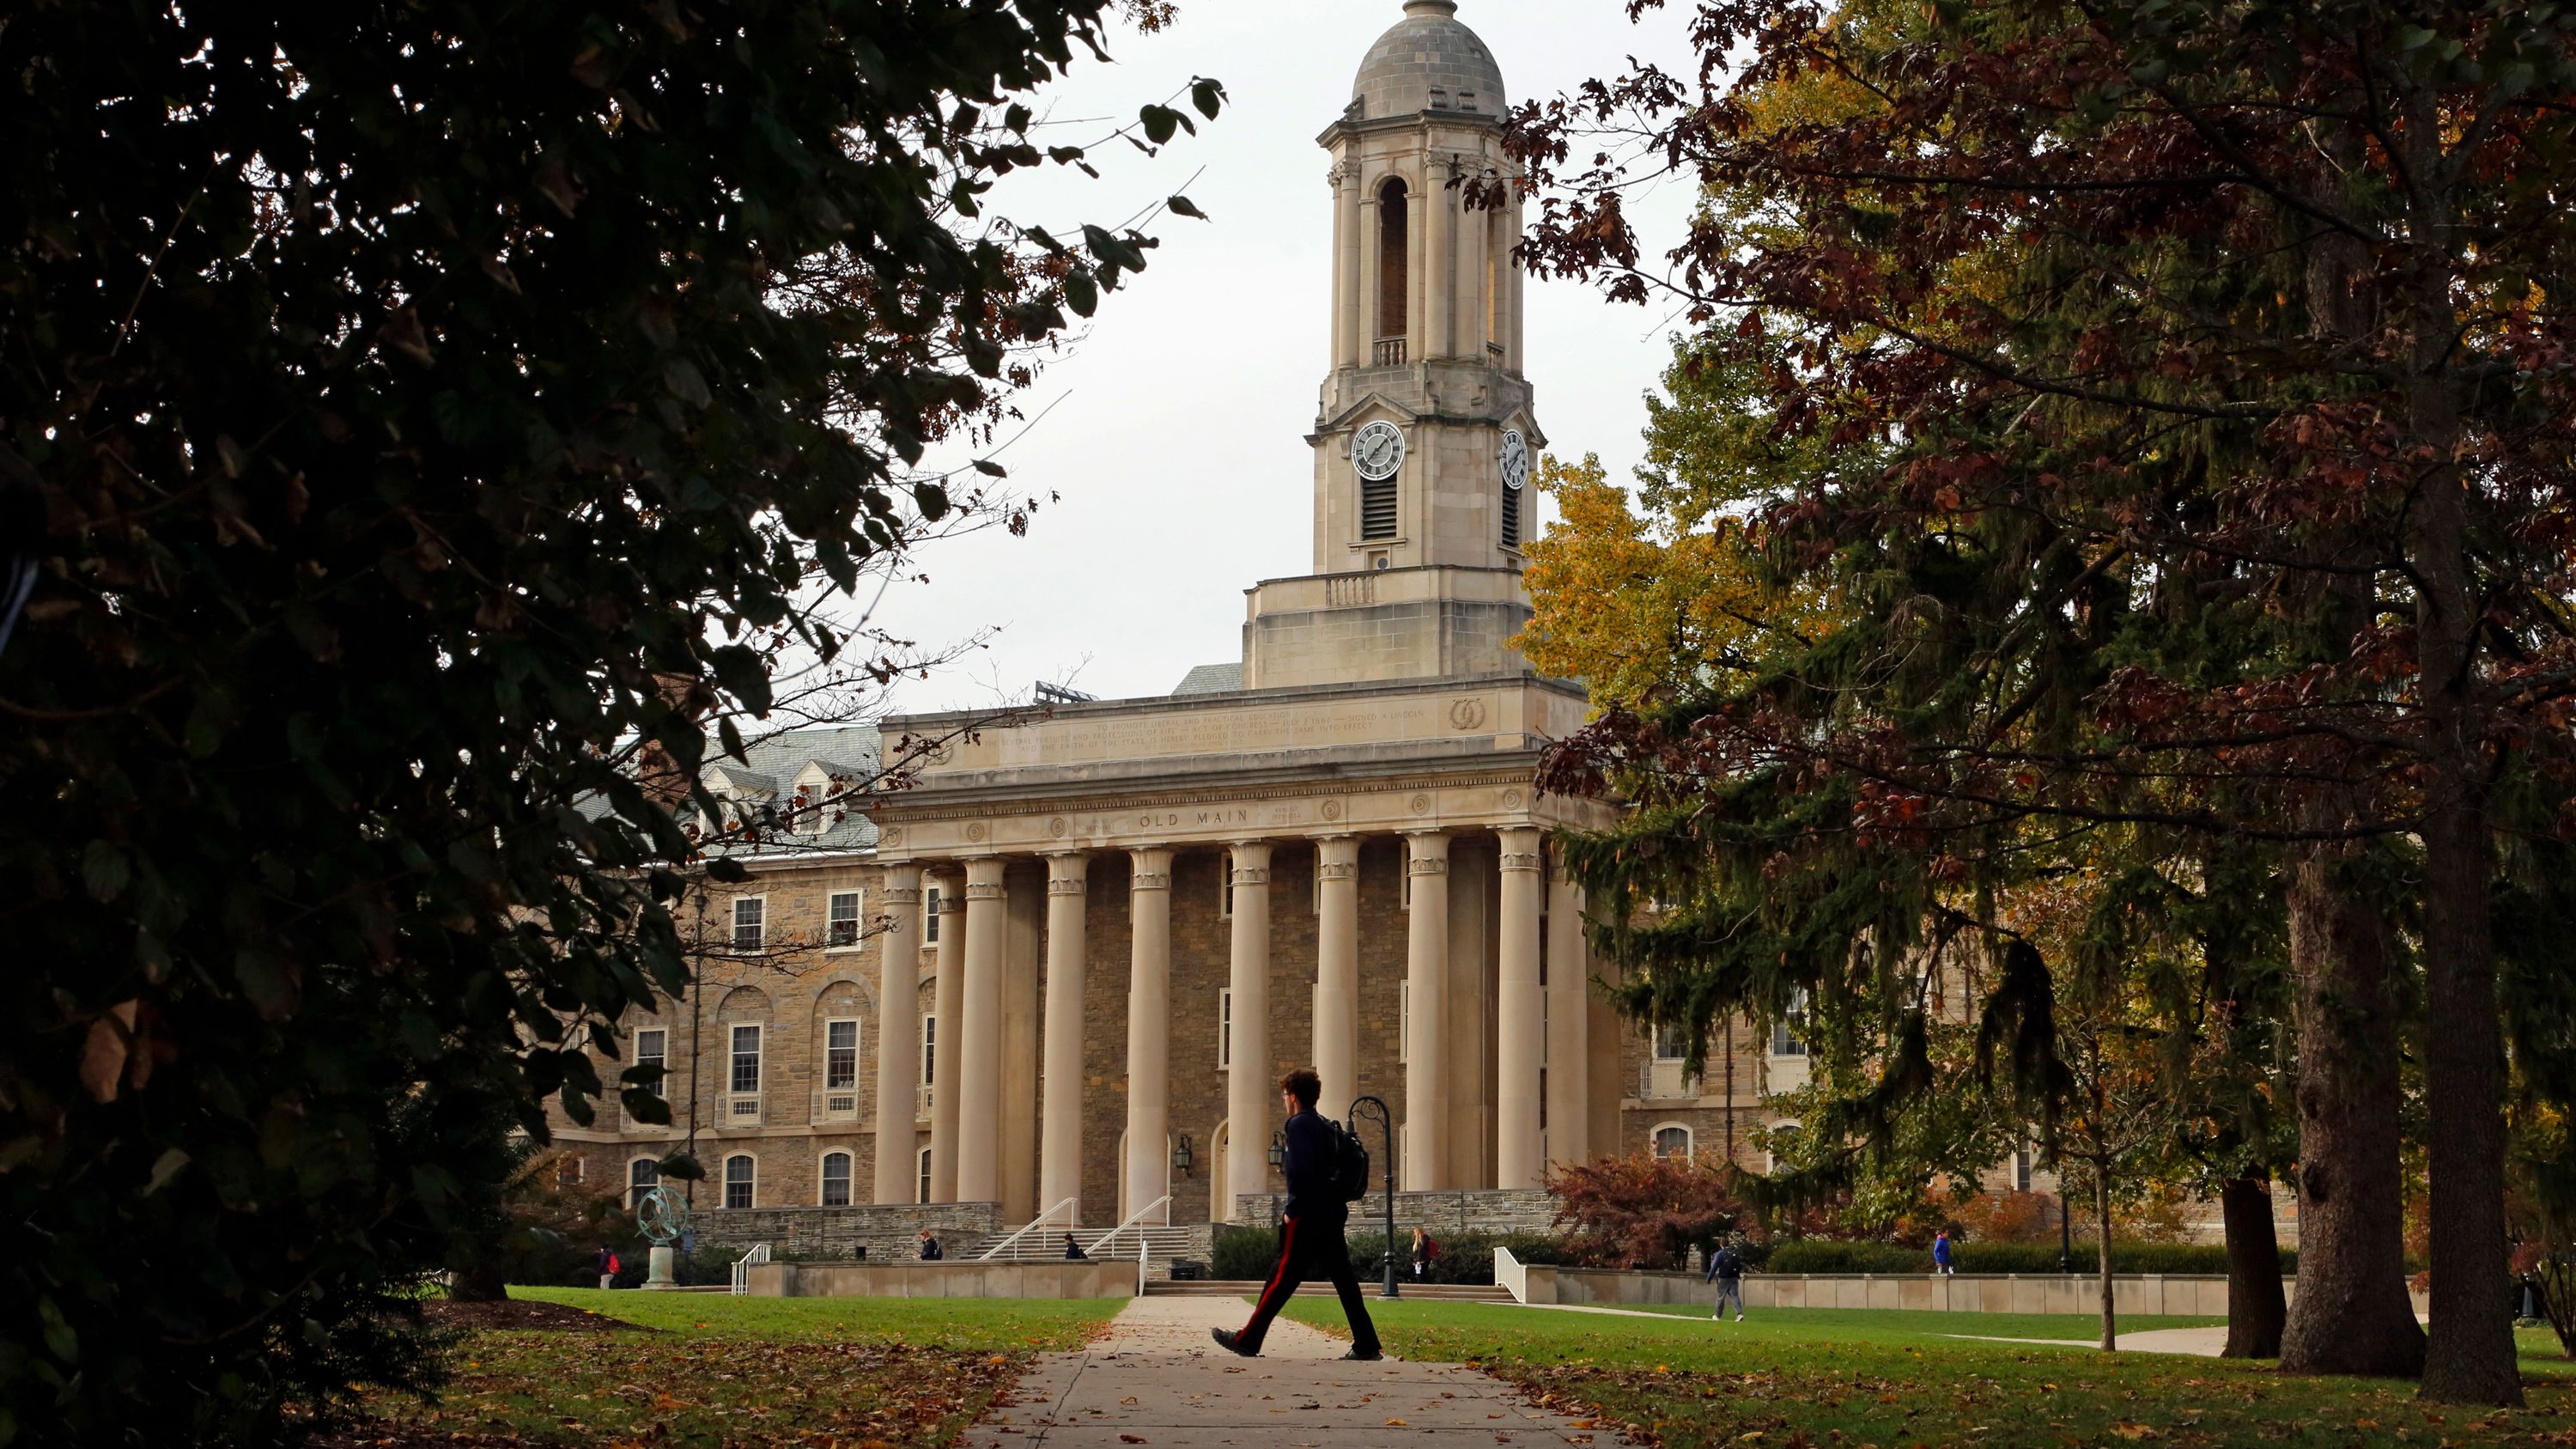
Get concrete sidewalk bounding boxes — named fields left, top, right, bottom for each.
left=964, top=1293, right=1613, bottom=1446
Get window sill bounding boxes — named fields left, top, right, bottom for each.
left=823, top=945, right=867, bottom=955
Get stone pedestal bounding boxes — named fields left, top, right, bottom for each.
left=644, top=1244, right=678, bottom=1290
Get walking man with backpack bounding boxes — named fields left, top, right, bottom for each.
left=1705, top=1237, right=1746, bottom=1322
left=1213, top=1068, right=1383, bottom=1361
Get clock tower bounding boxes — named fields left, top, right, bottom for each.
left=1240, top=0, right=1545, bottom=689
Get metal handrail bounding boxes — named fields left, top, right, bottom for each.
left=729, top=1242, right=771, bottom=1296
left=1083, top=1194, right=1174, bottom=1259
left=978, top=1196, right=1079, bottom=1261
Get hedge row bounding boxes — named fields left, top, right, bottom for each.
left=1208, top=1226, right=1578, bottom=1285
left=1762, top=1239, right=2298, bottom=1276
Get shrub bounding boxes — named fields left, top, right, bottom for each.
left=1760, top=1239, right=2296, bottom=1275
left=1212, top=1225, right=1578, bottom=1285
left=1546, top=1152, right=1753, bottom=1269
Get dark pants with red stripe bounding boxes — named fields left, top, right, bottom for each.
left=1235, top=1209, right=1380, bottom=1355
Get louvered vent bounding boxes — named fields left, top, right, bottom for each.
left=1500, top=481, right=1522, bottom=550
left=1362, top=475, right=1397, bottom=539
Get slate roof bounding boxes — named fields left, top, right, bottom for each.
left=700, top=725, right=881, bottom=858
left=1170, top=662, right=1244, bottom=696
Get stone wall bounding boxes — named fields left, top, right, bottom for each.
left=1231, top=1188, right=1555, bottom=1235
left=1518, top=1267, right=2284, bottom=1318
left=748, top=1259, right=1137, bottom=1300
left=686, top=1202, right=1003, bottom=1263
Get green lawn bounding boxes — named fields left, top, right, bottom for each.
left=512, top=1284, right=1115, bottom=1349
left=1592, top=1300, right=2226, bottom=1341
left=1280, top=1299, right=2576, bottom=1449
left=323, top=1290, right=1122, bottom=1448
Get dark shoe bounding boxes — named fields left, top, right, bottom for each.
left=1212, top=1327, right=1258, bottom=1357
left=1341, top=1347, right=1384, bottom=1361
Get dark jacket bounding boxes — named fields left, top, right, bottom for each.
left=919, top=1236, right=944, bottom=1261
left=1704, top=1246, right=1742, bottom=1283
left=1280, top=1107, right=1341, bottom=1221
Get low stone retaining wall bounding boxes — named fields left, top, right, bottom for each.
left=1230, top=1189, right=1553, bottom=1234
left=1519, top=1268, right=2297, bottom=1318
left=744, top=1260, right=1139, bottom=1300
left=689, top=1202, right=1005, bottom=1264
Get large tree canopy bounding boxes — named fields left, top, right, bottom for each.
left=1506, top=0, right=2576, bottom=1403
left=0, top=3, right=1214, bottom=1442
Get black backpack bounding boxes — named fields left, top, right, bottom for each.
left=1328, top=1117, right=1371, bottom=1202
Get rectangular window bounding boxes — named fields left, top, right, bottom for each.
left=724, top=1154, right=755, bottom=1210
left=916, top=1148, right=933, bottom=1205
left=920, top=1014, right=937, bottom=1087
left=629, top=1158, right=659, bottom=1209
left=1217, top=988, right=1233, bottom=1069
left=732, top=896, right=765, bottom=950
left=827, top=890, right=862, bottom=947
left=635, top=1027, right=667, bottom=1089
left=820, top=1152, right=853, bottom=1207
left=730, top=1023, right=762, bottom=1093
left=1653, top=1022, right=1686, bottom=1062
left=923, top=887, right=942, bottom=944
left=824, top=1019, right=860, bottom=1091
left=1220, top=851, right=1235, bottom=919
left=1770, top=988, right=1810, bottom=1057
left=2014, top=1148, right=2032, bottom=1194
left=1539, top=1068, right=1548, bottom=1130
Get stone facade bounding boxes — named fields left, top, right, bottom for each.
left=695, top=1202, right=1005, bottom=1262
left=546, top=2, right=1815, bottom=1239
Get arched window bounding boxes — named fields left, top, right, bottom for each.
left=1652, top=1123, right=1694, bottom=1160
left=723, top=1153, right=756, bottom=1209
left=1376, top=177, right=1410, bottom=347
left=915, top=1148, right=933, bottom=1205
left=819, top=1151, right=854, bottom=1207
left=628, top=1157, right=659, bottom=1209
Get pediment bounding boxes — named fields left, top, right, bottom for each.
left=1315, top=391, right=1424, bottom=435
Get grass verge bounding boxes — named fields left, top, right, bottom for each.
left=1279, top=1300, right=2576, bottom=1448
left=321, top=1289, right=1121, bottom=1448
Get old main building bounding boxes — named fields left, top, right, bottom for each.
left=553, top=2, right=1814, bottom=1250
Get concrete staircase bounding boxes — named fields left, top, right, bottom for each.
left=1144, top=1279, right=1513, bottom=1303
left=962, top=1224, right=1204, bottom=1278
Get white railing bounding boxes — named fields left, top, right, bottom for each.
left=1494, top=1244, right=1528, bottom=1305
left=979, top=1197, right=1079, bottom=1261
left=917, top=1082, right=933, bottom=1119
left=811, top=1087, right=861, bottom=1124
left=729, top=1242, right=771, bottom=1296
left=1083, top=1195, right=1174, bottom=1261
left=725, top=1091, right=762, bottom=1126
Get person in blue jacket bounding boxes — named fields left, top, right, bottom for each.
left=1212, top=1068, right=1382, bottom=1361
left=1932, top=1228, right=1956, bottom=1276
left=1704, top=1238, right=1746, bottom=1321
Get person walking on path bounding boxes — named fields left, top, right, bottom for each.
left=1932, top=1229, right=1956, bottom=1277
left=1213, top=1068, right=1382, bottom=1361
left=1705, top=1239, right=1746, bottom=1321
left=596, top=1245, right=618, bottom=1291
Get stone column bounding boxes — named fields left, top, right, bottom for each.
left=1311, top=837, right=1362, bottom=1120
left=1223, top=842, right=1274, bottom=1221
left=1332, top=165, right=1362, bottom=370
left=1496, top=828, right=1546, bottom=1188
left=1039, top=853, right=1090, bottom=1222
left=927, top=869, right=965, bottom=1202
left=1425, top=155, right=1453, bottom=359
left=1359, top=189, right=1382, bottom=355
left=1545, top=863, right=1590, bottom=1167
left=1506, top=195, right=1528, bottom=374
left=872, top=863, right=925, bottom=1204
left=1403, top=830, right=1450, bottom=1190
left=1123, top=848, right=1175, bottom=1223
left=954, top=857, right=1008, bottom=1205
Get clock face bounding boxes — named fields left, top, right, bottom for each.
left=1353, top=420, right=1407, bottom=481
left=1499, top=429, right=1529, bottom=491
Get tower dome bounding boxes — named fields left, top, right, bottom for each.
left=1351, top=0, right=1506, bottom=121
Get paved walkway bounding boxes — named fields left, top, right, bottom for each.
left=963, top=1294, right=1613, bottom=1447
left=1945, top=1325, right=2231, bottom=1356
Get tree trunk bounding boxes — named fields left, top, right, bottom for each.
left=2277, top=841, right=2426, bottom=1379
left=2097, top=1167, right=2117, bottom=1352
left=447, top=1261, right=509, bottom=1303
left=2221, top=1168, right=2287, bottom=1358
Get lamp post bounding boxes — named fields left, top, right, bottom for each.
left=1349, top=1095, right=1400, bottom=1300
left=2058, top=1186, right=2074, bottom=1273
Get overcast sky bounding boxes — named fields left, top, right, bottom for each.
left=872, top=0, right=1704, bottom=712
